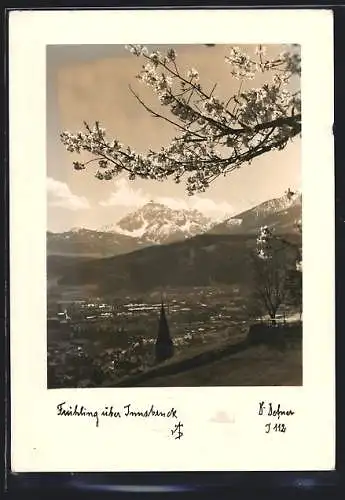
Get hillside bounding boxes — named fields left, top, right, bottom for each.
left=57, top=231, right=300, bottom=293
left=109, top=322, right=302, bottom=387
left=47, top=228, right=141, bottom=258
left=57, top=233, right=254, bottom=290
left=136, top=343, right=302, bottom=387
left=47, top=254, right=96, bottom=279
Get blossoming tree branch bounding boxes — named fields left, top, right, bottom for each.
left=60, top=44, right=301, bottom=195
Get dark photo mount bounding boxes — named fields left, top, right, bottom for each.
left=2, top=2, right=343, bottom=498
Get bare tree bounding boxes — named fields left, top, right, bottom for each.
left=285, top=268, right=302, bottom=320
left=251, top=226, right=296, bottom=323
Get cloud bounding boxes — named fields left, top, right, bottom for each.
left=156, top=195, right=233, bottom=220
left=47, top=177, right=90, bottom=210
left=187, top=196, right=234, bottom=219
left=99, top=178, right=149, bottom=208
left=99, top=178, right=233, bottom=220
left=155, top=196, right=188, bottom=211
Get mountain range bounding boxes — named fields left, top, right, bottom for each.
left=47, top=202, right=215, bottom=257
left=47, top=194, right=301, bottom=257
left=48, top=192, right=302, bottom=291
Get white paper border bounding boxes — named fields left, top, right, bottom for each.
left=9, top=9, right=335, bottom=472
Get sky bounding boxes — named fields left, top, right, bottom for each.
left=47, top=44, right=301, bottom=232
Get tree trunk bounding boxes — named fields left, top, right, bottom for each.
left=270, top=311, right=277, bottom=326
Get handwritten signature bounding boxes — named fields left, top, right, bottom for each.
left=258, top=401, right=295, bottom=434
left=56, top=402, right=180, bottom=435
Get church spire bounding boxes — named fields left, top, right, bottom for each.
left=155, top=299, right=174, bottom=363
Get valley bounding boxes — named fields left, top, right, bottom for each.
left=47, top=191, right=302, bottom=388
left=47, top=285, right=252, bottom=388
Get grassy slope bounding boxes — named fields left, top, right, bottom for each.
left=109, top=320, right=302, bottom=388
left=137, top=342, right=302, bottom=387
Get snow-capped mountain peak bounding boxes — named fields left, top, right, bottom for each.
left=101, top=202, right=216, bottom=244
left=209, top=191, right=302, bottom=236
left=251, top=191, right=301, bottom=216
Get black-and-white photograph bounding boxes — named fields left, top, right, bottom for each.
left=47, top=43, right=302, bottom=389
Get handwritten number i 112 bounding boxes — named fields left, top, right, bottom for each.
left=265, top=423, right=287, bottom=433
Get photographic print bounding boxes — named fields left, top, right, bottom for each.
left=10, top=9, right=335, bottom=473
left=47, top=43, right=303, bottom=389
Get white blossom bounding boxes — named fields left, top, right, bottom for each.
left=255, top=45, right=267, bottom=56
left=187, top=68, right=199, bottom=81
left=125, top=44, right=148, bottom=57
left=166, top=48, right=176, bottom=61
left=60, top=44, right=301, bottom=195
